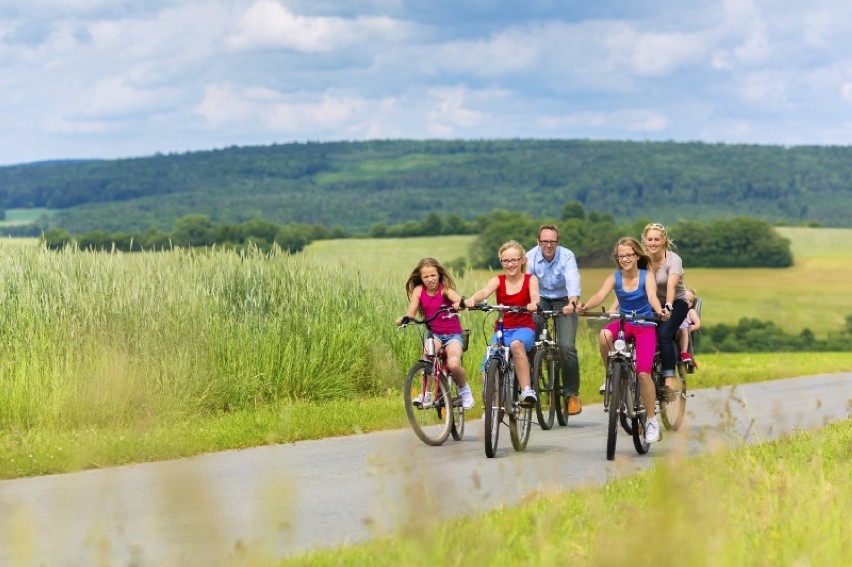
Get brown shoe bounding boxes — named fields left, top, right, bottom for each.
left=566, top=395, right=582, bottom=416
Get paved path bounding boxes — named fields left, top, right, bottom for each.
left=0, top=373, right=849, bottom=565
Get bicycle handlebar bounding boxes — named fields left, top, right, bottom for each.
left=398, top=305, right=459, bottom=328
left=536, top=308, right=565, bottom=318
left=466, top=302, right=532, bottom=314
left=577, top=309, right=658, bottom=325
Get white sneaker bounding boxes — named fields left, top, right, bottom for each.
left=413, top=391, right=433, bottom=408
left=459, top=386, right=474, bottom=410
left=645, top=417, right=660, bottom=444
left=598, top=381, right=606, bottom=394
left=520, top=387, right=537, bottom=405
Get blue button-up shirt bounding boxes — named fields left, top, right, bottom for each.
left=526, top=245, right=581, bottom=299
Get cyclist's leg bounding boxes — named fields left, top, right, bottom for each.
left=657, top=299, right=689, bottom=387
left=442, top=335, right=468, bottom=388
left=599, top=323, right=618, bottom=363
left=631, top=324, right=659, bottom=425
left=555, top=308, right=580, bottom=397
left=505, top=328, right=535, bottom=398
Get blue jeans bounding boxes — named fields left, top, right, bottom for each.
left=657, top=299, right=689, bottom=377
left=534, top=297, right=581, bottom=397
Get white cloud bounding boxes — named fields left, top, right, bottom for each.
left=537, top=108, right=669, bottom=134
left=5, top=1, right=852, bottom=165
left=196, top=82, right=370, bottom=132
left=739, top=71, right=789, bottom=108
left=225, top=0, right=409, bottom=53
left=426, top=85, right=487, bottom=135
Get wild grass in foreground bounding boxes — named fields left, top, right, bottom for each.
left=281, top=419, right=851, bottom=567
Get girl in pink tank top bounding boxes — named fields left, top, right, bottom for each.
left=396, top=258, right=473, bottom=410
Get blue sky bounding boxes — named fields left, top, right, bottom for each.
left=2, top=0, right=852, bottom=165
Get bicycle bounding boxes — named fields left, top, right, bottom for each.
left=399, top=306, right=466, bottom=446
left=468, top=302, right=535, bottom=458
left=579, top=310, right=657, bottom=461
left=531, top=308, right=566, bottom=429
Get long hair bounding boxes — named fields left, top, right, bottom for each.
left=612, top=236, right=652, bottom=270
left=404, top=257, right=456, bottom=298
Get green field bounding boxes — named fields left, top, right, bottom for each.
left=308, top=227, right=852, bottom=338
left=0, top=228, right=850, bottom=481
left=0, top=207, right=53, bottom=226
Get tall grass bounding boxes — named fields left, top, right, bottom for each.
left=0, top=242, right=422, bottom=432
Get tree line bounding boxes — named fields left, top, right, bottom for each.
left=41, top=204, right=792, bottom=272
left=41, top=215, right=340, bottom=254
left=4, top=139, right=852, bottom=236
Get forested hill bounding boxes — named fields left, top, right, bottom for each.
left=2, top=139, right=852, bottom=234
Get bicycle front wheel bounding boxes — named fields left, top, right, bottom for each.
left=631, top=372, right=650, bottom=455
left=404, top=361, right=452, bottom=446
left=449, top=376, right=465, bottom=441
left=532, top=349, right=556, bottom=430
left=483, top=358, right=502, bottom=458
left=660, top=367, right=687, bottom=431
left=607, top=360, right=626, bottom=461
left=510, top=376, right=533, bottom=451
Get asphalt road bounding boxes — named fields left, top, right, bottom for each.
left=0, top=373, right=849, bottom=566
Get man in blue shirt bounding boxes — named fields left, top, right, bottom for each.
left=526, top=224, right=583, bottom=415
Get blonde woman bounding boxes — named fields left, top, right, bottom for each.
left=642, top=223, right=689, bottom=391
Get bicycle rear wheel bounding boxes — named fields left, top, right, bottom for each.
left=404, top=361, right=452, bottom=446
left=607, top=360, right=625, bottom=461
left=449, top=376, right=465, bottom=441
left=553, top=360, right=567, bottom=426
left=483, top=359, right=502, bottom=458
left=532, top=349, right=556, bottom=430
left=660, top=366, right=687, bottom=431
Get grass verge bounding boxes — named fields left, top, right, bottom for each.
left=280, top=418, right=851, bottom=566
left=2, top=352, right=850, bottom=479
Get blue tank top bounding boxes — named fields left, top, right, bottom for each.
left=615, top=270, right=655, bottom=324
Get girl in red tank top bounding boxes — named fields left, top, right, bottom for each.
left=462, top=241, right=540, bottom=406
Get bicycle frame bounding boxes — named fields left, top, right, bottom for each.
left=399, top=306, right=465, bottom=446
left=580, top=309, right=656, bottom=459
left=533, top=309, right=564, bottom=428
left=469, top=302, right=533, bottom=457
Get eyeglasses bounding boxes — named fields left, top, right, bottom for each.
left=644, top=223, right=666, bottom=231
left=539, top=239, right=558, bottom=245
left=500, top=258, right=522, bottom=265
left=615, top=253, right=636, bottom=261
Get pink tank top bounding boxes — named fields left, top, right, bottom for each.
left=420, top=284, right=462, bottom=334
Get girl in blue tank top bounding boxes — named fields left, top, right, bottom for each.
left=577, top=237, right=666, bottom=444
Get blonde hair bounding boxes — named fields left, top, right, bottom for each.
left=642, top=222, right=674, bottom=250
left=498, top=240, right=528, bottom=270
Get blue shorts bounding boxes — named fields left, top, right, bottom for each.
left=479, top=327, right=535, bottom=371
left=434, top=333, right=464, bottom=348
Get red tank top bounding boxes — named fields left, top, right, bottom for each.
left=496, top=274, right=534, bottom=330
